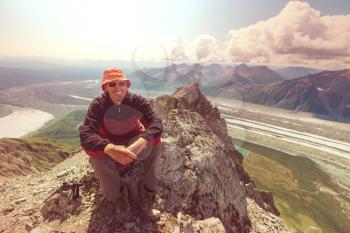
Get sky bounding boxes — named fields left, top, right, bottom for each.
left=0, top=0, right=349, bottom=69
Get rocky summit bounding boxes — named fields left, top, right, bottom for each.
left=0, top=83, right=291, bottom=233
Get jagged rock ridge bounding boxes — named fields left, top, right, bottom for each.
left=152, top=83, right=280, bottom=216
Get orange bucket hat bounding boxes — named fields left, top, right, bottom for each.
left=101, top=68, right=131, bottom=91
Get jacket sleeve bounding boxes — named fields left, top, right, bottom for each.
left=79, top=98, right=111, bottom=156
left=134, top=95, right=163, bottom=142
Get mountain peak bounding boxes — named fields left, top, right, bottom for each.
left=233, top=63, right=283, bottom=84
left=172, top=82, right=200, bottom=104
left=236, top=63, right=249, bottom=68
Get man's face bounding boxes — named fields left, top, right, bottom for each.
left=106, top=80, right=129, bottom=102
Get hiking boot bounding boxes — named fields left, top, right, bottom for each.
left=138, top=183, right=160, bottom=221
left=115, top=184, right=131, bottom=220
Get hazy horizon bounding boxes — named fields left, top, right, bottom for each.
left=1, top=0, right=349, bottom=70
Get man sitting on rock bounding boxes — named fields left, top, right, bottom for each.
left=79, top=68, right=163, bottom=221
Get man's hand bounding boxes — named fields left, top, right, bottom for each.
left=104, top=143, right=136, bottom=165
left=127, top=137, right=147, bottom=156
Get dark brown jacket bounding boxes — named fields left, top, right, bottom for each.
left=79, top=90, right=162, bottom=157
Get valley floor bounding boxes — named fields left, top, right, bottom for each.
left=212, top=98, right=350, bottom=189
left=0, top=105, right=54, bottom=138
left=220, top=100, right=350, bottom=233
left=239, top=143, right=350, bottom=233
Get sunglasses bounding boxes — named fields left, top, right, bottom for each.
left=107, top=81, right=127, bottom=87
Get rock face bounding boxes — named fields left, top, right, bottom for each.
left=158, top=108, right=250, bottom=232
left=246, top=198, right=291, bottom=233
left=0, top=83, right=290, bottom=233
left=153, top=83, right=235, bottom=153
left=152, top=83, right=279, bottom=216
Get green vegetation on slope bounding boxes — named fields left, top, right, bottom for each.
left=29, top=109, right=86, bottom=151
left=238, top=140, right=350, bottom=233
left=0, top=137, right=69, bottom=179
left=0, top=109, right=85, bottom=179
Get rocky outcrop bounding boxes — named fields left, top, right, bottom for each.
left=0, top=83, right=290, bottom=233
left=246, top=198, right=291, bottom=233
left=244, top=183, right=280, bottom=216
left=152, top=83, right=234, bottom=153
left=157, top=108, right=250, bottom=232
left=152, top=83, right=279, bottom=216
left=0, top=152, right=290, bottom=233
left=152, top=83, right=246, bottom=179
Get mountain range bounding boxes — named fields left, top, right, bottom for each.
left=129, top=63, right=285, bottom=91
left=274, top=66, right=321, bottom=80
left=130, top=63, right=349, bottom=121
left=239, top=69, right=350, bottom=120
left=1, top=59, right=348, bottom=121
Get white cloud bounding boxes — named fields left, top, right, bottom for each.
left=191, top=35, right=223, bottom=62
left=170, top=35, right=224, bottom=62
left=170, top=37, right=189, bottom=61
left=225, top=1, right=350, bottom=68
left=169, top=1, right=350, bottom=69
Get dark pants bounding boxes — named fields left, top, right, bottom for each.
left=89, top=135, right=162, bottom=202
